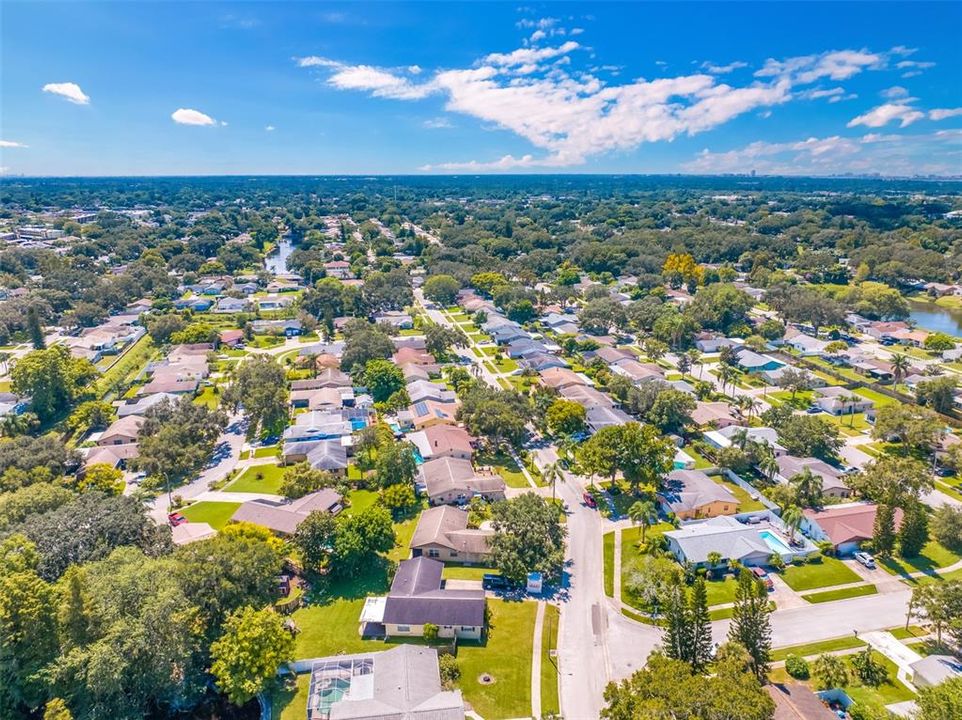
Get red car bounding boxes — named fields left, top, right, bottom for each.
left=751, top=566, right=774, bottom=591
left=582, top=492, right=598, bottom=509
left=167, top=512, right=188, bottom=527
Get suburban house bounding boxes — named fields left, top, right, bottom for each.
left=659, top=469, right=740, bottom=520
left=138, top=377, right=199, bottom=396
left=783, top=329, right=830, bottom=356
left=558, top=384, right=615, bottom=411
left=281, top=439, right=350, bottom=473
left=610, top=359, right=665, bottom=384
left=230, top=489, right=343, bottom=535
left=304, top=645, right=465, bottom=720
left=813, top=386, right=874, bottom=416
left=407, top=399, right=459, bottom=430
left=219, top=329, right=245, bottom=347
left=802, top=502, right=902, bottom=555
left=767, top=683, right=837, bottom=720
left=393, top=346, right=437, bottom=369
left=171, top=522, right=217, bottom=546
left=401, top=363, right=432, bottom=383
left=407, top=380, right=457, bottom=404
left=294, top=368, right=353, bottom=389
left=539, top=367, right=587, bottom=391
left=409, top=506, right=492, bottom=564
left=408, top=424, right=475, bottom=461
left=666, top=515, right=813, bottom=567
left=215, top=296, right=249, bottom=313
left=910, top=655, right=962, bottom=689
left=419, top=457, right=506, bottom=506
left=586, top=405, right=634, bottom=433
left=690, top=401, right=739, bottom=429
left=703, top=425, right=786, bottom=456
left=694, top=333, right=739, bottom=353
left=282, top=411, right=353, bottom=443
left=84, top=442, right=139, bottom=469
left=373, top=311, right=414, bottom=329
left=775, top=455, right=852, bottom=499
left=97, top=415, right=144, bottom=446
left=360, top=557, right=486, bottom=640
left=322, top=259, right=354, bottom=279
left=734, top=348, right=784, bottom=374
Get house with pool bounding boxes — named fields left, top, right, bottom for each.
left=665, top=515, right=815, bottom=568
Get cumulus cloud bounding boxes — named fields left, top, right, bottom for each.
left=880, top=86, right=911, bottom=99
left=701, top=61, right=748, bottom=75
left=684, top=130, right=958, bottom=176
left=423, top=117, right=453, bottom=129
left=298, top=41, right=912, bottom=170
left=0, top=140, right=28, bottom=148
left=929, top=108, right=962, bottom=121
left=42, top=82, right=90, bottom=105
left=847, top=103, right=925, bottom=128
left=265, top=125, right=276, bottom=131
left=171, top=108, right=219, bottom=126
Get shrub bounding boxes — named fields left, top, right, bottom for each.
left=785, top=655, right=810, bottom=680
left=439, top=655, right=460, bottom=687
left=423, top=623, right=439, bottom=644
left=851, top=649, right=888, bottom=688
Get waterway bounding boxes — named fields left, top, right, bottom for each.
left=264, top=237, right=295, bottom=275
left=908, top=300, right=962, bottom=337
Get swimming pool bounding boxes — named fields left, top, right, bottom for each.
left=759, top=529, right=793, bottom=555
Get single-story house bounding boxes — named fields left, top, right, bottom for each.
left=409, top=399, right=459, bottom=430
left=373, top=311, right=414, bottom=329
left=690, top=401, right=739, bottom=429
left=282, top=411, right=353, bottom=442
left=420, top=457, right=506, bottom=506
left=775, top=455, right=851, bottom=499
left=519, top=352, right=568, bottom=372
left=539, top=367, right=587, bottom=391
left=171, top=522, right=217, bottom=546
left=281, top=438, right=350, bottom=473
left=393, top=347, right=437, bottom=369
left=703, top=425, right=786, bottom=456
left=401, top=363, right=432, bottom=383
left=215, top=297, right=249, bottom=314
left=664, top=515, right=777, bottom=567
left=660, top=469, right=740, bottom=520
left=362, top=557, right=486, bottom=640
left=303, top=645, right=464, bottom=720
left=814, top=386, right=874, bottom=416
left=761, top=365, right=826, bottom=388
left=767, top=683, right=837, bottom=720
left=408, top=424, right=475, bottom=461
left=694, top=334, right=739, bottom=353
left=784, top=332, right=830, bottom=356
left=84, top=442, right=139, bottom=469
left=586, top=405, right=633, bottom=433
left=910, top=655, right=962, bottom=689
left=219, top=329, right=245, bottom=347
left=407, top=380, right=457, bottom=405
left=409, top=506, right=492, bottom=564
left=802, top=502, right=902, bottom=555
left=610, top=359, right=665, bottom=384
left=734, top=349, right=784, bottom=374
left=230, top=488, right=343, bottom=535
left=251, top=319, right=302, bottom=336
left=97, top=415, right=144, bottom=446
left=558, top=384, right=615, bottom=411
left=138, top=377, right=199, bottom=396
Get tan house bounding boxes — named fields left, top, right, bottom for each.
left=97, top=416, right=144, bottom=446
left=660, top=469, right=740, bottom=520
left=539, top=367, right=586, bottom=391
left=409, top=399, right=459, bottom=430
left=420, top=457, right=506, bottom=505
left=691, top=401, right=738, bottom=428
left=409, top=506, right=492, bottom=564
left=408, top=424, right=475, bottom=461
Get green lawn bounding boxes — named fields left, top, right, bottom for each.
left=703, top=576, right=739, bottom=607
left=803, top=584, right=877, bottom=604
left=387, top=510, right=419, bottom=563
left=253, top=445, right=282, bottom=458
left=779, top=557, right=861, bottom=591
left=224, top=464, right=286, bottom=494
left=456, top=599, right=537, bottom=719
left=441, top=564, right=498, bottom=581
left=343, top=489, right=380, bottom=516
left=852, top=387, right=899, bottom=408
left=771, top=636, right=867, bottom=662
left=713, top=475, right=766, bottom=512
left=475, top=450, right=530, bottom=488
left=271, top=674, right=309, bottom=720
left=880, top=539, right=962, bottom=578
left=180, top=501, right=241, bottom=530
left=768, top=652, right=914, bottom=707
left=540, top=604, right=561, bottom=718
left=192, top=385, right=221, bottom=409
left=603, top=532, right=614, bottom=597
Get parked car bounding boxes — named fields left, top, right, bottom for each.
left=582, top=492, right=598, bottom=509
left=854, top=551, right=876, bottom=569
left=806, top=406, right=824, bottom=414
left=751, top=566, right=774, bottom=591
left=167, top=512, right=188, bottom=527
left=482, top=573, right=510, bottom=591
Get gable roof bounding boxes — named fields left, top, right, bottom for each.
left=804, top=503, right=903, bottom=546
left=383, top=557, right=486, bottom=627
left=767, top=683, right=837, bottom=720
left=665, top=515, right=772, bottom=564
left=230, top=488, right=343, bottom=534
left=410, top=506, right=492, bottom=555
left=661, top=470, right=739, bottom=514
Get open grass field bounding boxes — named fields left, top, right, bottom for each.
left=880, top=539, right=961, bottom=579
left=224, top=464, right=286, bottom=494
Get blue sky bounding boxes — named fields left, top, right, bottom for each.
left=2, top=2, right=961, bottom=176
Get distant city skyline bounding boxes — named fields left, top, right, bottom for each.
left=1, top=2, right=961, bottom=176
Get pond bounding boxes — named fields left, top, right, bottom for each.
left=908, top=300, right=962, bottom=337
left=265, top=237, right=294, bottom=275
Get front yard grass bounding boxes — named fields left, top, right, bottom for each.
left=852, top=387, right=899, bottom=408
left=540, top=603, right=561, bottom=718
left=343, top=488, right=380, bottom=516
left=224, top=464, right=286, bottom=494
left=771, top=636, right=867, bottom=662
left=779, top=556, right=861, bottom=592
left=768, top=651, right=914, bottom=707
left=603, top=532, right=614, bottom=597
left=475, top=450, right=530, bottom=488
left=880, top=539, right=962, bottom=578
left=253, top=445, right=282, bottom=458
left=455, top=599, right=537, bottom=719
left=441, top=564, right=498, bottom=581
left=703, top=576, right=738, bottom=607
left=180, top=501, right=241, bottom=530
left=803, top=583, right=877, bottom=604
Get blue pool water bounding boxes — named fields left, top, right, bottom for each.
left=350, top=418, right=367, bottom=431
left=759, top=530, right=793, bottom=555
left=412, top=447, right=424, bottom=465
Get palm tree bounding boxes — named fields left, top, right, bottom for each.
left=890, top=353, right=910, bottom=387
left=841, top=393, right=860, bottom=427
left=687, top=349, right=704, bottom=379
left=706, top=551, right=723, bottom=579
left=790, top=468, right=823, bottom=508
left=629, top=500, right=658, bottom=542
left=759, top=452, right=780, bottom=484
left=730, top=428, right=750, bottom=450
left=677, top=354, right=691, bottom=376
left=781, top=504, right=804, bottom=544
left=543, top=460, right=565, bottom=502
left=717, top=364, right=736, bottom=398
left=745, top=397, right=761, bottom=421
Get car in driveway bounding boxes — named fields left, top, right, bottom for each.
left=167, top=512, right=188, bottom=527
left=751, top=566, right=774, bottom=591
left=854, top=551, right=876, bottom=569
left=582, top=492, right=598, bottom=509
left=482, top=573, right=511, bottom=591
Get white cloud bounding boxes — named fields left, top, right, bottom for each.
left=880, top=86, right=911, bottom=100
left=701, top=61, right=748, bottom=75
left=299, top=42, right=915, bottom=169
left=0, top=140, right=28, bottom=148
left=423, top=117, right=453, bottom=129
left=171, top=108, right=219, bottom=126
left=929, top=108, right=962, bottom=121
left=42, top=82, right=90, bottom=105
left=408, top=65, right=422, bottom=75
left=265, top=125, right=276, bottom=131
left=847, top=103, right=925, bottom=128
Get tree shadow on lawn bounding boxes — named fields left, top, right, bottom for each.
left=306, top=556, right=393, bottom=603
